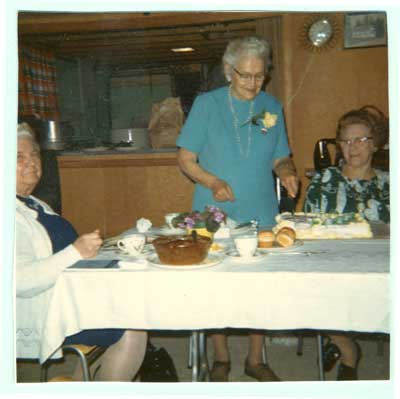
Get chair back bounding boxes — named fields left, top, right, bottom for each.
left=313, top=138, right=338, bottom=171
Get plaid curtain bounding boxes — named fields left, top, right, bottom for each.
left=18, top=47, right=60, bottom=120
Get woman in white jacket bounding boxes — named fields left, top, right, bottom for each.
left=15, top=123, right=147, bottom=381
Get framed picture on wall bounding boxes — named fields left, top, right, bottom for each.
left=344, top=12, right=387, bottom=49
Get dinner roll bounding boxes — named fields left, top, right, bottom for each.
left=277, top=227, right=296, bottom=240
left=275, top=229, right=295, bottom=247
left=258, top=230, right=275, bottom=248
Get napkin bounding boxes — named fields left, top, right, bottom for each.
left=136, top=218, right=152, bottom=233
left=118, top=259, right=148, bottom=270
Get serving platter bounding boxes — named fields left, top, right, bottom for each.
left=257, top=240, right=304, bottom=253
left=147, top=254, right=222, bottom=270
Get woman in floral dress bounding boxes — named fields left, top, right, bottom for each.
left=303, top=105, right=389, bottom=380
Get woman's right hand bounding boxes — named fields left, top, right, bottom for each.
left=73, top=229, right=103, bottom=258
left=211, top=178, right=235, bottom=202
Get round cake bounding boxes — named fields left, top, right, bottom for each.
left=258, top=230, right=275, bottom=248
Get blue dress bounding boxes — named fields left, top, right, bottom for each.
left=18, top=195, right=124, bottom=347
left=176, top=86, right=291, bottom=229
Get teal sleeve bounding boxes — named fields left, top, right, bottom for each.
left=176, top=94, right=209, bottom=154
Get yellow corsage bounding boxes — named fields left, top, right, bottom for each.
left=242, top=109, right=278, bottom=134
left=262, top=112, right=278, bottom=129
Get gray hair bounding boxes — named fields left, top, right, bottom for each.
left=222, top=36, right=271, bottom=80
left=17, top=122, right=40, bottom=151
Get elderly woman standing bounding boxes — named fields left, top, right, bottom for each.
left=177, top=37, right=299, bottom=382
left=16, top=123, right=147, bottom=381
left=304, top=105, right=390, bottom=380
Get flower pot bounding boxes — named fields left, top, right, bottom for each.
left=187, top=227, right=214, bottom=240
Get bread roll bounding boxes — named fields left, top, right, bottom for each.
left=258, top=230, right=275, bottom=248
left=277, top=227, right=296, bottom=240
left=275, top=230, right=295, bottom=247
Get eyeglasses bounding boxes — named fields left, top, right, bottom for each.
left=233, top=67, right=265, bottom=83
left=337, top=136, right=374, bottom=146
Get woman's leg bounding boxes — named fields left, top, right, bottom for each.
left=330, top=334, right=358, bottom=367
left=210, top=332, right=230, bottom=362
left=247, top=332, right=265, bottom=365
left=245, top=332, right=280, bottom=382
left=209, top=332, right=230, bottom=381
left=90, top=330, right=147, bottom=381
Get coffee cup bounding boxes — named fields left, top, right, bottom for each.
left=234, top=235, right=258, bottom=258
left=165, top=212, right=180, bottom=229
left=117, top=234, right=146, bottom=256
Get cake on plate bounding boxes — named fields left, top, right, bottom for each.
left=273, top=212, right=372, bottom=239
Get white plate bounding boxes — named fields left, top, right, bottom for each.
left=257, top=240, right=304, bottom=253
left=227, top=250, right=268, bottom=262
left=147, top=254, right=222, bottom=270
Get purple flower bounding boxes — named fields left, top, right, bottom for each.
left=184, top=216, right=195, bottom=228
left=214, top=211, right=225, bottom=223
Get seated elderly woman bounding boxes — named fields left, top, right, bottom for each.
left=15, top=123, right=147, bottom=381
left=303, top=105, right=389, bottom=380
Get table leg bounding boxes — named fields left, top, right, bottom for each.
left=198, top=331, right=210, bottom=381
left=191, top=331, right=199, bottom=382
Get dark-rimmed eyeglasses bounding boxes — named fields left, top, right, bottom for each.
left=337, top=136, right=374, bottom=146
left=233, top=67, right=265, bottom=83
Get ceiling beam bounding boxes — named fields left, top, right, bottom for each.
left=18, top=11, right=278, bottom=34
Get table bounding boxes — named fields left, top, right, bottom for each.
left=40, top=238, right=390, bottom=376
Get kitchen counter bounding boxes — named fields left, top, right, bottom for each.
left=57, top=150, right=193, bottom=237
left=59, top=147, right=177, bottom=156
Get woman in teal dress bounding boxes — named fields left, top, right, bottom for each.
left=303, top=105, right=389, bottom=380
left=177, top=36, right=299, bottom=382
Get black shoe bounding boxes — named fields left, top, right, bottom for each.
left=337, top=363, right=358, bottom=380
left=322, top=342, right=341, bottom=372
left=337, top=342, right=361, bottom=381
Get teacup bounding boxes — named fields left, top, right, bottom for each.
left=117, top=234, right=146, bottom=256
left=234, top=235, right=258, bottom=258
left=165, top=212, right=180, bottom=229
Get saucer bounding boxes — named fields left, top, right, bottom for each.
left=227, top=250, right=268, bottom=262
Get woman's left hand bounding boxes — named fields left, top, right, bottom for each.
left=280, top=174, right=300, bottom=198
left=273, top=157, right=300, bottom=198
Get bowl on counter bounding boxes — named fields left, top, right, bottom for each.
left=152, top=235, right=212, bottom=265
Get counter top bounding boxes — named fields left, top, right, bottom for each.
left=57, top=148, right=179, bottom=168
left=59, top=147, right=177, bottom=156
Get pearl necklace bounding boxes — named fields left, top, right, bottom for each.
left=228, top=86, right=254, bottom=159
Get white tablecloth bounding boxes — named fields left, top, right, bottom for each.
left=40, top=238, right=390, bottom=363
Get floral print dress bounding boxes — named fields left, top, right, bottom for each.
left=303, top=166, right=390, bottom=223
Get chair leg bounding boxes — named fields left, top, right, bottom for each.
left=317, top=334, right=325, bottom=381
left=62, top=345, right=91, bottom=381
left=262, top=336, right=268, bottom=364
left=377, top=336, right=384, bottom=356
left=188, top=333, right=194, bottom=369
left=297, top=335, right=304, bottom=356
left=40, top=362, right=49, bottom=382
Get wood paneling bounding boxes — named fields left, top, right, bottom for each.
left=58, top=151, right=194, bottom=237
left=280, top=13, right=389, bottom=209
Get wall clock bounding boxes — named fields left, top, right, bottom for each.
left=300, top=14, right=340, bottom=52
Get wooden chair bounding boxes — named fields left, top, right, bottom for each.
left=41, top=344, right=106, bottom=382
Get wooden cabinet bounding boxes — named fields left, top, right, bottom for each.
left=57, top=151, right=194, bottom=237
